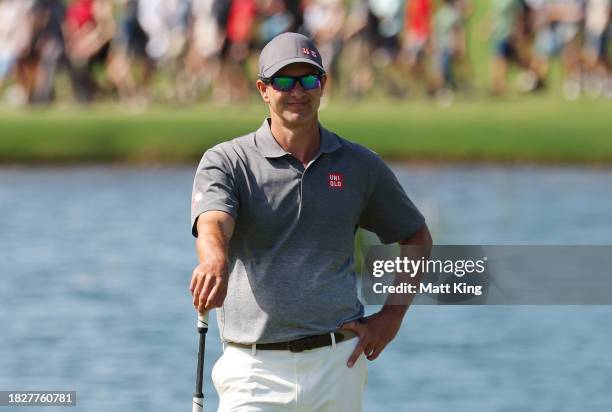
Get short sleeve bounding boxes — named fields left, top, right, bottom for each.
left=191, top=146, right=239, bottom=237
left=358, top=156, right=425, bottom=244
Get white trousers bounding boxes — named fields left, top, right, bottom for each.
left=212, top=336, right=367, bottom=412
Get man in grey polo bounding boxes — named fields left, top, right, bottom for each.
left=190, top=32, right=432, bottom=411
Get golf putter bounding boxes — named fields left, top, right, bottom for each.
left=193, top=311, right=209, bottom=412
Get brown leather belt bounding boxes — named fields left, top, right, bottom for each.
left=227, top=331, right=357, bottom=353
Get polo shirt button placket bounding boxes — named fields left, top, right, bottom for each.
left=297, top=171, right=304, bottom=206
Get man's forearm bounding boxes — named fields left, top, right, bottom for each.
left=381, top=224, right=433, bottom=319
left=196, top=223, right=229, bottom=263
left=191, top=211, right=235, bottom=311
left=194, top=212, right=235, bottom=263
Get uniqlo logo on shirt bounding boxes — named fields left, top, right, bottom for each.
left=328, top=172, right=343, bottom=189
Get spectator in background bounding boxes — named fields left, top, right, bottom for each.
left=28, top=0, right=67, bottom=104
left=453, top=0, right=474, bottom=92
left=0, top=0, right=34, bottom=104
left=182, top=0, right=228, bottom=102
left=64, top=0, right=116, bottom=102
left=433, top=0, right=465, bottom=102
left=366, top=0, right=408, bottom=98
left=259, top=0, right=294, bottom=44
left=284, top=0, right=303, bottom=32
left=107, top=0, right=154, bottom=105
left=138, top=0, right=191, bottom=63
left=137, top=0, right=191, bottom=101
left=215, top=0, right=255, bottom=103
left=582, top=0, right=610, bottom=97
left=401, top=0, right=435, bottom=96
left=342, top=0, right=375, bottom=100
left=531, top=0, right=584, bottom=100
left=489, top=0, right=541, bottom=95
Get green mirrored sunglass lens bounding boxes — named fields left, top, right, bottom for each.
left=273, top=77, right=295, bottom=90
left=300, top=76, right=320, bottom=89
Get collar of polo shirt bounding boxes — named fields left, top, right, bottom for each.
left=255, top=118, right=341, bottom=159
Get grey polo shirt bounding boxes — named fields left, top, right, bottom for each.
left=191, top=118, right=425, bottom=344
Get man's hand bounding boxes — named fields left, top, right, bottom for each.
left=189, top=211, right=235, bottom=312
left=190, top=256, right=229, bottom=312
left=340, top=307, right=404, bottom=367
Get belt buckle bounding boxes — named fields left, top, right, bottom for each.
left=287, top=339, right=305, bottom=353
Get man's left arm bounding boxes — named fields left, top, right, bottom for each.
left=342, top=223, right=433, bottom=367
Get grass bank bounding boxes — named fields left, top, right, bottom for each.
left=1, top=97, right=611, bottom=165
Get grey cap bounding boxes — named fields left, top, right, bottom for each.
left=258, top=32, right=325, bottom=78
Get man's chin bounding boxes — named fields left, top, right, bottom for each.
left=282, top=111, right=313, bottom=124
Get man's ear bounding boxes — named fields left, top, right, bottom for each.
left=320, top=74, right=328, bottom=94
left=256, top=79, right=270, bottom=103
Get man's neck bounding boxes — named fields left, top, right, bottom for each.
left=269, top=115, right=321, bottom=167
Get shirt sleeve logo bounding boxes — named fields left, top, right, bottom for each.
left=328, top=172, right=343, bottom=189
left=192, top=192, right=203, bottom=210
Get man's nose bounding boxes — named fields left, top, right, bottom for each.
left=289, top=81, right=307, bottom=97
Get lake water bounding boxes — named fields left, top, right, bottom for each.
left=1, top=165, right=611, bottom=412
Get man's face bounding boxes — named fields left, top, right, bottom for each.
left=257, top=63, right=326, bottom=126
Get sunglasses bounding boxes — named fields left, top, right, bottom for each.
left=263, top=74, right=323, bottom=92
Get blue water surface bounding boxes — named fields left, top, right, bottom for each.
left=0, top=165, right=610, bottom=412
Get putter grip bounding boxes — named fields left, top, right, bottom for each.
left=192, top=395, right=203, bottom=412
left=197, top=311, right=209, bottom=330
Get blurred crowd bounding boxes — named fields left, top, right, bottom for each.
left=489, top=0, right=611, bottom=99
left=0, top=0, right=610, bottom=107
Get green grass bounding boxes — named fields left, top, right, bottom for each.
left=321, top=98, right=612, bottom=164
left=1, top=96, right=611, bottom=165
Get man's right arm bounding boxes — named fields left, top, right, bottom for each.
left=189, top=211, right=235, bottom=312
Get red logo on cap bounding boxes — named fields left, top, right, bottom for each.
left=302, top=48, right=318, bottom=58
left=328, top=172, right=343, bottom=189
